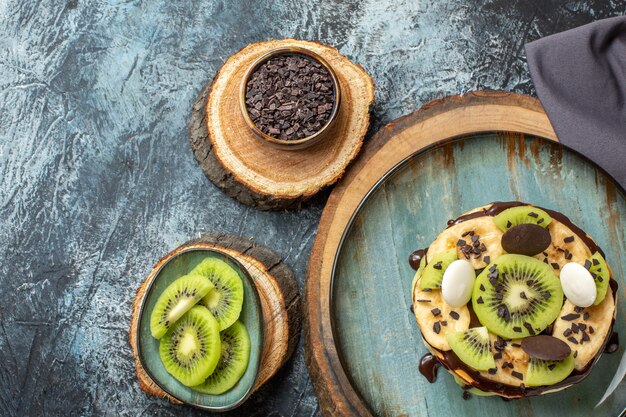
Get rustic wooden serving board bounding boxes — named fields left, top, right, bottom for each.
left=304, top=92, right=626, bottom=417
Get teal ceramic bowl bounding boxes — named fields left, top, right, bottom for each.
left=136, top=247, right=263, bottom=411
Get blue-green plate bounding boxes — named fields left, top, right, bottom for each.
left=137, top=247, right=263, bottom=411
left=332, top=133, right=626, bottom=416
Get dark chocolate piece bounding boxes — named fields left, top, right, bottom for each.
left=501, top=223, right=551, bottom=256
left=521, top=335, right=571, bottom=361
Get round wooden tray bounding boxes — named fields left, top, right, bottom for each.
left=129, top=233, right=301, bottom=405
left=189, top=39, right=375, bottom=211
left=304, top=91, right=561, bottom=416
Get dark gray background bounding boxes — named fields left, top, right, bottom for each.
left=1, top=1, right=624, bottom=416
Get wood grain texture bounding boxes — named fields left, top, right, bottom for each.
left=190, top=39, right=374, bottom=211
left=129, top=233, right=301, bottom=404
left=304, top=91, right=560, bottom=416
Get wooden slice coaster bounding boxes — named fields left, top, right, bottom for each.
left=129, top=233, right=301, bottom=403
left=189, top=39, right=375, bottom=211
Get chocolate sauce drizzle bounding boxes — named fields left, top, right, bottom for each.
left=418, top=354, right=441, bottom=383
left=408, top=248, right=428, bottom=270
left=415, top=201, right=619, bottom=397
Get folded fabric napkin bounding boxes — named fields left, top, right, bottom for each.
left=525, top=16, right=626, bottom=189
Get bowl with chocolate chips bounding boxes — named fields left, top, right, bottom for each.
left=240, top=47, right=341, bottom=150
left=410, top=201, right=618, bottom=398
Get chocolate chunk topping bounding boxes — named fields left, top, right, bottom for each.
left=431, top=308, right=441, bottom=316
left=511, top=371, right=524, bottom=380
left=573, top=350, right=578, bottom=358
left=501, top=224, right=552, bottom=256
left=521, top=335, right=572, bottom=361
left=561, top=313, right=580, bottom=321
left=479, top=284, right=485, bottom=292
left=563, top=328, right=572, bottom=337
left=571, top=323, right=579, bottom=334
left=574, top=306, right=584, bottom=313
left=567, top=336, right=579, bottom=344
left=415, top=299, right=431, bottom=303
left=457, top=239, right=466, bottom=247
left=476, top=296, right=484, bottom=304
left=564, top=236, right=575, bottom=243
left=483, top=255, right=490, bottom=264
left=433, top=322, right=441, bottom=334
left=449, top=311, right=460, bottom=320
left=564, top=249, right=573, bottom=260
left=506, top=220, right=512, bottom=228
left=488, top=368, right=497, bottom=375
left=584, top=260, right=592, bottom=270
left=493, top=352, right=503, bottom=360
left=593, top=258, right=600, bottom=266
left=581, top=331, right=590, bottom=342
left=551, top=262, right=560, bottom=270
left=589, top=326, right=595, bottom=334
left=441, top=320, right=448, bottom=326
left=433, top=261, right=443, bottom=270
left=245, top=53, right=335, bottom=140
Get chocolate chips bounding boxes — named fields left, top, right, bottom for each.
left=431, top=308, right=442, bottom=316
left=511, top=371, right=524, bottom=380
left=457, top=232, right=488, bottom=260
left=245, top=53, right=335, bottom=140
left=521, top=335, right=571, bottom=361
left=449, top=311, right=460, bottom=320
left=501, top=223, right=551, bottom=256
left=560, top=313, right=580, bottom=321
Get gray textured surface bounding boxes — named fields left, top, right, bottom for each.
left=1, top=1, right=624, bottom=416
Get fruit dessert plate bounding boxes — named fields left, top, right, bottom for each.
left=411, top=202, right=618, bottom=398
left=136, top=248, right=263, bottom=411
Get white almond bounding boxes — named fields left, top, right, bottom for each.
left=560, top=262, right=596, bottom=307
left=441, top=259, right=476, bottom=308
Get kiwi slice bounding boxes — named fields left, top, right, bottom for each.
left=192, top=258, right=244, bottom=330
left=472, top=254, right=563, bottom=339
left=150, top=274, right=214, bottom=339
left=411, top=256, right=426, bottom=292
left=493, top=206, right=552, bottom=231
left=447, top=327, right=495, bottom=371
left=588, top=252, right=610, bottom=305
left=419, top=248, right=457, bottom=290
left=194, top=321, right=251, bottom=394
left=159, top=305, right=221, bottom=387
left=525, top=354, right=575, bottom=386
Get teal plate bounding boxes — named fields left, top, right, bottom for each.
left=332, top=133, right=626, bottom=416
left=137, top=248, right=263, bottom=411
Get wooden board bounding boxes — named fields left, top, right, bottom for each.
left=189, top=39, right=375, bottom=211
left=304, top=91, right=626, bottom=416
left=129, top=233, right=301, bottom=405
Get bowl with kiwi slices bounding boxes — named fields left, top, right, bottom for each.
left=410, top=202, right=618, bottom=398
left=136, top=248, right=263, bottom=410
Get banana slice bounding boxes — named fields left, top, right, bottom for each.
left=428, top=217, right=504, bottom=270
left=413, top=275, right=470, bottom=351
left=480, top=335, right=529, bottom=386
left=534, top=220, right=592, bottom=269
left=552, top=288, right=616, bottom=371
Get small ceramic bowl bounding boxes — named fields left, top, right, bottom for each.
left=240, top=46, right=341, bottom=150
left=136, top=247, right=263, bottom=411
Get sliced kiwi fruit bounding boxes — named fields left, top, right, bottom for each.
left=588, top=252, right=610, bottom=305
left=419, top=248, right=457, bottom=290
left=446, top=326, right=495, bottom=371
left=493, top=206, right=552, bottom=232
left=411, top=256, right=426, bottom=293
left=194, top=321, right=251, bottom=394
left=159, top=305, right=221, bottom=387
left=472, top=254, right=563, bottom=339
left=192, top=258, right=244, bottom=330
left=525, top=354, right=575, bottom=386
left=150, top=274, right=214, bottom=339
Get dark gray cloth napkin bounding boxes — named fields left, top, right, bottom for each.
left=525, top=16, right=626, bottom=189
